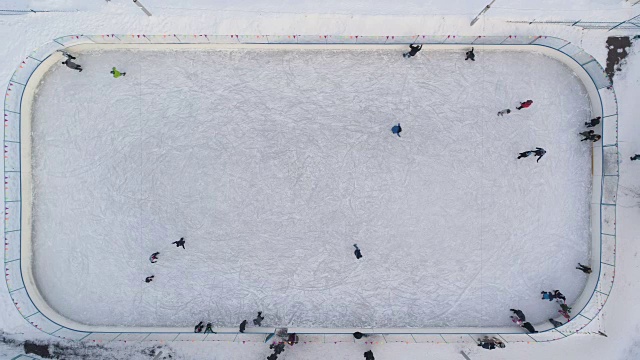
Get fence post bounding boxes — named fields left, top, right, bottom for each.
left=133, top=0, right=152, bottom=16
left=470, top=0, right=497, bottom=26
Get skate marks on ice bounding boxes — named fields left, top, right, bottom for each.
left=30, top=49, right=591, bottom=328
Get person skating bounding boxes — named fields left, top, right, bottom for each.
left=239, top=320, right=247, bottom=333
left=518, top=147, right=546, bottom=162
left=253, top=311, right=264, bottom=326
left=270, top=342, right=286, bottom=355
left=577, top=263, right=592, bottom=274
left=560, top=303, right=572, bottom=313
left=353, top=244, right=363, bottom=259
left=403, top=44, right=422, bottom=58
left=204, top=322, right=216, bottom=334
left=145, top=275, right=154, bottom=283
left=465, top=47, right=475, bottom=61
left=286, top=333, right=298, bottom=346
left=149, top=252, right=159, bottom=263
left=477, top=337, right=504, bottom=350
left=60, top=51, right=76, bottom=60
left=110, top=67, right=126, bottom=78
left=267, top=354, right=278, bottom=360
left=553, top=290, right=566, bottom=302
left=579, top=130, right=601, bottom=142
left=521, top=322, right=537, bottom=333
left=541, top=291, right=558, bottom=301
left=353, top=331, right=369, bottom=339
left=194, top=321, right=204, bottom=333
left=516, top=100, right=533, bottom=110
left=509, top=309, right=526, bottom=322
left=172, top=237, right=186, bottom=249
left=631, top=154, right=640, bottom=161
left=392, top=123, right=402, bottom=137
left=542, top=290, right=565, bottom=301
left=549, top=318, right=564, bottom=328
left=510, top=314, right=523, bottom=326
left=585, top=116, right=601, bottom=128
left=364, top=350, right=375, bottom=360
left=62, top=58, right=82, bottom=72
left=497, top=109, right=511, bottom=116
left=558, top=309, right=570, bottom=320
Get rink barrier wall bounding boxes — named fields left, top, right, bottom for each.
left=3, top=34, right=617, bottom=343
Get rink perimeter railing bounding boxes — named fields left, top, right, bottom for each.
left=3, top=34, right=618, bottom=344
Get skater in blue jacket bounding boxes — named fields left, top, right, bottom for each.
left=391, top=123, right=402, bottom=137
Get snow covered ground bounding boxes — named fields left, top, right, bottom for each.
left=1, top=0, right=639, bottom=359
left=31, top=48, right=591, bottom=329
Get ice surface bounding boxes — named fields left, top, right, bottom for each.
left=30, top=48, right=591, bottom=328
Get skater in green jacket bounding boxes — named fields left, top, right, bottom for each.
left=110, top=67, right=126, bottom=78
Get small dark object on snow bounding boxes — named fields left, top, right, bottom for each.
left=364, top=350, right=375, bottom=360
left=145, top=275, right=154, bottom=283
left=497, top=109, right=511, bottom=116
left=267, top=354, right=278, bottom=360
left=585, top=117, right=601, bottom=128
left=577, top=263, right=592, bottom=274
left=253, top=311, right=264, bottom=326
left=149, top=252, right=159, bottom=263
left=353, top=244, right=363, bottom=259
left=516, top=100, right=533, bottom=110
left=172, top=237, right=186, bottom=249
left=239, top=320, right=247, bottom=333
left=549, top=318, right=564, bottom=328
left=194, top=321, right=204, bottom=333
left=631, top=154, right=640, bottom=161
left=403, top=44, right=422, bottom=58
left=465, top=47, right=475, bottom=61
left=522, top=322, right=537, bottom=333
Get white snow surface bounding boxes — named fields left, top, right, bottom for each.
left=31, top=48, right=591, bottom=328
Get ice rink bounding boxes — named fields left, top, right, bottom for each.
left=30, top=48, right=592, bottom=328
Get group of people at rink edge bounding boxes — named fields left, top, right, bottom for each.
left=59, top=44, right=607, bottom=359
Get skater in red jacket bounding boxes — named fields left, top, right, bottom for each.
left=516, top=100, right=533, bottom=110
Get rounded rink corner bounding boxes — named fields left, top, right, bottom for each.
left=3, top=34, right=618, bottom=343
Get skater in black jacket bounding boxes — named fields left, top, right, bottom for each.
left=253, top=311, right=264, bottom=326
left=145, top=275, right=154, bottom=283
left=364, top=350, right=375, bottom=360
left=585, top=117, right=601, bottom=128
left=239, top=320, right=247, bottom=333
left=353, top=244, right=363, bottom=259
left=403, top=44, right=422, bottom=58
left=576, top=263, right=592, bottom=274
left=522, top=322, right=537, bottom=333
left=518, top=147, right=546, bottom=162
left=510, top=309, right=526, bottom=321
left=194, top=321, right=204, bottom=333
left=149, top=252, right=159, bottom=263
left=62, top=58, right=82, bottom=72
left=204, top=322, right=216, bottom=333
left=465, top=47, right=475, bottom=61
left=172, top=237, right=186, bottom=249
